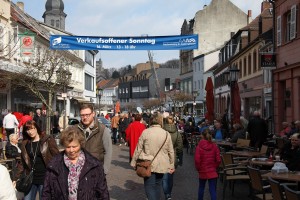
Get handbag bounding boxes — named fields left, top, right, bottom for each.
left=135, top=132, right=168, bottom=178
left=16, top=170, right=34, bottom=194
left=16, top=141, right=39, bottom=194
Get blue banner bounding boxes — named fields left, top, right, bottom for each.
left=49, top=35, right=198, bottom=50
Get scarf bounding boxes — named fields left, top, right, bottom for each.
left=64, top=151, right=85, bottom=200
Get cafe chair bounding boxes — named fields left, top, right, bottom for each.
left=236, top=138, right=251, bottom=148
left=221, top=155, right=249, bottom=200
left=247, top=166, right=273, bottom=200
left=283, top=184, right=300, bottom=200
left=268, top=177, right=286, bottom=200
left=268, top=177, right=298, bottom=200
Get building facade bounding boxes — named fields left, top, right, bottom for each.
left=273, top=0, right=300, bottom=133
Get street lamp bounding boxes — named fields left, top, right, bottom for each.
left=192, top=90, right=199, bottom=117
left=96, top=87, right=103, bottom=116
left=56, top=67, right=72, bottom=130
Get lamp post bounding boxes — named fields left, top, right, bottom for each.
left=56, top=67, right=72, bottom=130
left=96, top=87, right=103, bottom=116
left=225, top=65, right=240, bottom=136
left=192, top=90, right=199, bottom=117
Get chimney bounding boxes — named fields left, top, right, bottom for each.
left=16, top=2, right=24, bottom=11
left=248, top=10, right=252, bottom=24
left=261, top=0, right=272, bottom=13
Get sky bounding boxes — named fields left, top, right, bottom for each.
left=12, top=0, right=264, bottom=68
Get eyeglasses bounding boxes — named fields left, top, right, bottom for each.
left=80, top=113, right=92, bottom=118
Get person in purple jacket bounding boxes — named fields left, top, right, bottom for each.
left=194, top=129, right=221, bottom=200
left=42, top=126, right=109, bottom=200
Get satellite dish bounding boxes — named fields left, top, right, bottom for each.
left=137, top=107, right=142, bottom=114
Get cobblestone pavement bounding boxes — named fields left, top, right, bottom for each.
left=107, top=144, right=252, bottom=200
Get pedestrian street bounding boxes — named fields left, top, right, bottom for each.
left=107, top=144, right=252, bottom=200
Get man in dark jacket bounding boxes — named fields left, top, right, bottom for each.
left=5, top=133, right=21, bottom=159
left=247, top=111, right=268, bottom=149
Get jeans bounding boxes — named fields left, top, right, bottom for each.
left=198, top=178, right=217, bottom=200
left=162, top=173, right=174, bottom=199
left=112, top=128, right=118, bottom=144
left=24, top=184, right=43, bottom=200
left=144, top=173, right=164, bottom=200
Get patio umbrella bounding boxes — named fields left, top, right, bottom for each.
left=205, top=77, right=214, bottom=122
left=232, top=82, right=241, bottom=124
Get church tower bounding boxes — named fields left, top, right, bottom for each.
left=42, top=0, right=67, bottom=30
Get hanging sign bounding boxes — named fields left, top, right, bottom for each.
left=49, top=35, right=198, bottom=50
left=260, top=53, right=276, bottom=68
left=20, top=35, right=35, bottom=57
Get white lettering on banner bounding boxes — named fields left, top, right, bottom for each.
left=129, top=38, right=155, bottom=45
left=77, top=38, right=128, bottom=44
left=76, top=37, right=155, bottom=45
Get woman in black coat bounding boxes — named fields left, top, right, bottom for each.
left=42, top=126, right=109, bottom=200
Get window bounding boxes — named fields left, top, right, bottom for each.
left=140, top=86, right=148, bottom=92
left=198, top=80, right=200, bottom=89
left=56, top=20, right=59, bottom=28
left=286, top=5, right=296, bottom=42
left=290, top=5, right=296, bottom=40
left=253, top=51, right=257, bottom=72
left=85, top=73, right=94, bottom=91
left=85, top=51, right=94, bottom=66
left=277, top=16, right=282, bottom=46
left=51, top=19, right=54, bottom=26
left=132, top=87, right=139, bottom=93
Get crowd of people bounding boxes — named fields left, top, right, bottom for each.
left=0, top=106, right=300, bottom=200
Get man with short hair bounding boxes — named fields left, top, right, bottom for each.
left=33, top=108, right=46, bottom=132
left=5, top=133, right=21, bottom=159
left=3, top=109, right=19, bottom=140
left=77, top=104, right=112, bottom=174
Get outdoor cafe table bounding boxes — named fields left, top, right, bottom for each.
left=215, top=140, right=237, bottom=148
left=229, top=150, right=265, bottom=158
left=262, top=171, right=300, bottom=189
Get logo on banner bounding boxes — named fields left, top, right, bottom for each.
left=52, top=37, right=62, bottom=46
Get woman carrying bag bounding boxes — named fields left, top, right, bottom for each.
left=131, top=113, right=175, bottom=200
left=18, top=120, right=59, bottom=200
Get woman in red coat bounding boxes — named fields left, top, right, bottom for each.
left=125, top=114, right=146, bottom=162
left=194, top=129, right=221, bottom=200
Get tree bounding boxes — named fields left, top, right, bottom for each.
left=167, top=90, right=193, bottom=115
left=3, top=47, right=76, bottom=134
left=111, top=70, right=120, bottom=78
left=143, top=99, right=162, bottom=111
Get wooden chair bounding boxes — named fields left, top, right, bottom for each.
left=247, top=166, right=273, bottom=200
left=260, top=145, right=269, bottom=155
left=283, top=184, right=300, bottom=200
left=268, top=177, right=285, bottom=200
left=236, top=138, right=250, bottom=148
left=221, top=155, right=249, bottom=200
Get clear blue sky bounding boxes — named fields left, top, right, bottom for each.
left=12, top=0, right=263, bottom=68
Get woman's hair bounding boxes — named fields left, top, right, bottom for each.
left=134, top=113, right=142, bottom=121
left=149, top=113, right=163, bottom=126
left=202, top=129, right=213, bottom=142
left=23, top=120, right=42, bottom=140
left=60, top=126, right=86, bottom=148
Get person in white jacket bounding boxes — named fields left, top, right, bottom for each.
left=0, top=164, right=17, bottom=200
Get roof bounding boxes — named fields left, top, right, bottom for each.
left=97, top=79, right=119, bottom=89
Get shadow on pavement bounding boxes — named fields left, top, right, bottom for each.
left=111, top=160, right=133, bottom=170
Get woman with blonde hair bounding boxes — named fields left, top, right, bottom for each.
left=194, top=129, right=221, bottom=200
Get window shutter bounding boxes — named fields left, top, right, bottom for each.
left=277, top=16, right=282, bottom=46
left=290, top=5, right=297, bottom=40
